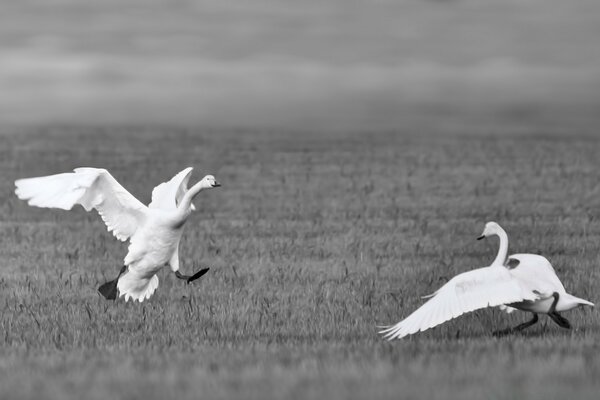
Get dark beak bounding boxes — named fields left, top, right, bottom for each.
left=477, top=235, right=485, bottom=241
left=212, top=181, right=221, bottom=187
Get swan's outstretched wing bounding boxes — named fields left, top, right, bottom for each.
left=149, top=167, right=193, bottom=210
left=15, top=168, right=146, bottom=241
left=506, top=254, right=566, bottom=295
left=379, top=267, right=539, bottom=340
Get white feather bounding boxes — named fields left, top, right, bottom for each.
left=380, top=266, right=539, bottom=340
left=118, top=271, right=159, bottom=302
left=149, top=167, right=194, bottom=210
left=15, top=168, right=146, bottom=241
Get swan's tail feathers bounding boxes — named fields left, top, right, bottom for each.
left=581, top=299, right=595, bottom=307
left=572, top=295, right=594, bottom=307
left=117, top=272, right=159, bottom=302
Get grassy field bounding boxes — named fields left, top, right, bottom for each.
left=1, top=126, right=599, bottom=399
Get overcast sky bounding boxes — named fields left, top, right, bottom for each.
left=1, top=0, right=599, bottom=130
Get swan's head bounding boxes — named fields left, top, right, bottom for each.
left=477, top=221, right=503, bottom=240
left=200, top=175, right=221, bottom=189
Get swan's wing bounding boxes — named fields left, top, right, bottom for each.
left=149, top=167, right=194, bottom=210
left=379, top=266, right=540, bottom=340
left=506, top=254, right=566, bottom=295
left=15, top=168, right=146, bottom=241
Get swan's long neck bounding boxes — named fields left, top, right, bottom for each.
left=174, top=181, right=207, bottom=223
left=492, top=227, right=509, bottom=266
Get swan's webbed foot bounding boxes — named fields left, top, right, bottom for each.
left=175, top=268, right=210, bottom=284
left=493, top=313, right=539, bottom=336
left=98, top=279, right=119, bottom=300
left=98, top=265, right=127, bottom=300
left=548, top=312, right=571, bottom=329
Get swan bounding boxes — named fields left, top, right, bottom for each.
left=379, top=221, right=593, bottom=339
left=15, top=167, right=220, bottom=302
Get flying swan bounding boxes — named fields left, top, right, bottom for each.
left=15, top=167, right=220, bottom=302
left=379, top=221, right=593, bottom=339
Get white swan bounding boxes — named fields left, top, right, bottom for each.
left=379, top=221, right=593, bottom=339
left=15, top=167, right=220, bottom=302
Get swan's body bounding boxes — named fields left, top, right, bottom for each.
left=500, top=253, right=589, bottom=314
left=380, top=222, right=593, bottom=340
left=15, top=167, right=220, bottom=302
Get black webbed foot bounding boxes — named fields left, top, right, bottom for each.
left=98, top=279, right=119, bottom=300
left=98, top=265, right=127, bottom=300
left=175, top=268, right=210, bottom=284
left=548, top=312, right=572, bottom=329
left=187, top=268, right=210, bottom=282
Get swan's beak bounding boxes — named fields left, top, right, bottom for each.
left=477, top=235, right=485, bottom=241
left=212, top=181, right=221, bottom=187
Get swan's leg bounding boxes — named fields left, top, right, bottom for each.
left=174, top=268, right=210, bottom=284
left=548, top=313, right=571, bottom=329
left=514, top=313, right=539, bottom=331
left=98, top=265, right=127, bottom=300
left=548, top=292, right=572, bottom=329
left=493, top=313, right=539, bottom=336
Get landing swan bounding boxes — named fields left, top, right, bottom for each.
left=15, top=167, right=220, bottom=302
left=379, top=221, right=593, bottom=339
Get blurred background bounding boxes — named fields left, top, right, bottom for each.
left=1, top=0, right=599, bottom=131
